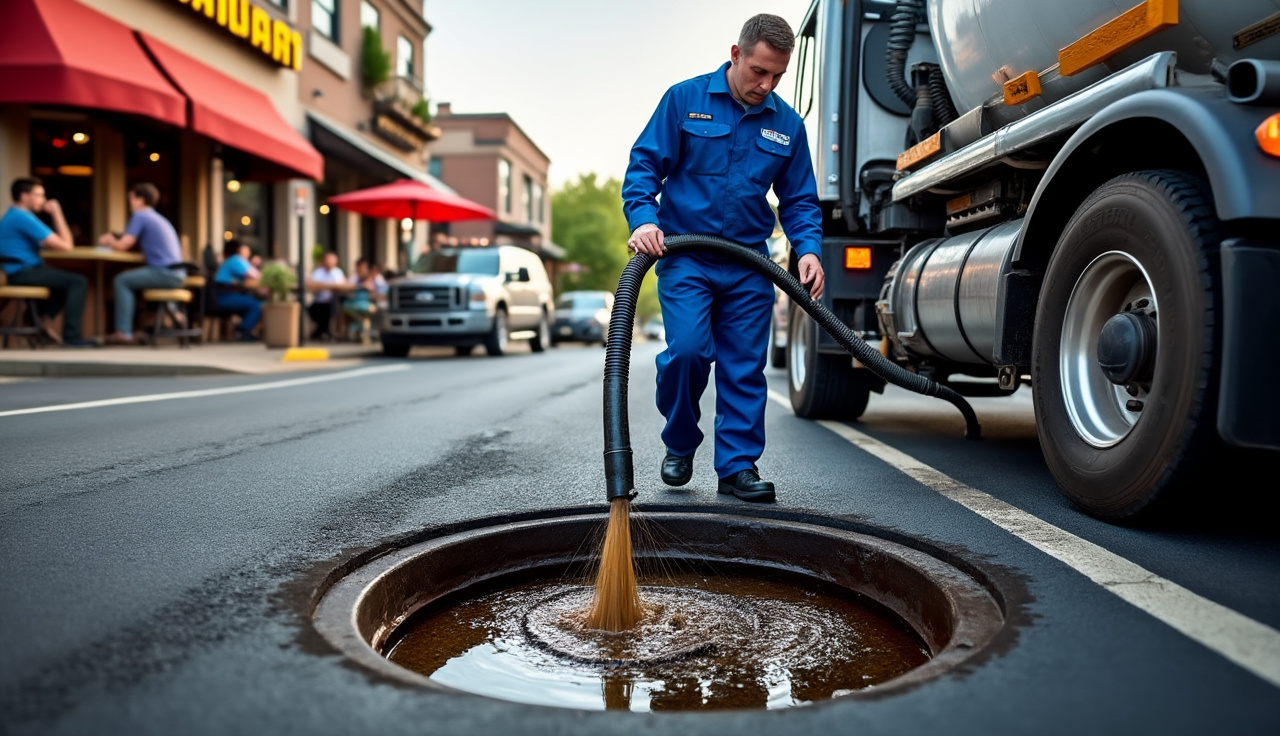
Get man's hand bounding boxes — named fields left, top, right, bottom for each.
left=798, top=253, right=825, bottom=300
left=42, top=199, right=63, bottom=218
left=628, top=223, right=665, bottom=256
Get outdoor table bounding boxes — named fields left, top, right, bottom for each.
left=42, top=247, right=144, bottom=339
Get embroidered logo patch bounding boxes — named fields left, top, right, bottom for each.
left=761, top=129, right=790, bottom=145
left=687, top=112, right=713, bottom=120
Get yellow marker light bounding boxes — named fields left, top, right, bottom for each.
left=1258, top=113, right=1280, bottom=158
left=844, top=246, right=873, bottom=270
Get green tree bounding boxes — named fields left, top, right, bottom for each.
left=551, top=174, right=661, bottom=321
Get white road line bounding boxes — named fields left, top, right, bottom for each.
left=768, top=389, right=1280, bottom=688
left=0, top=364, right=411, bottom=418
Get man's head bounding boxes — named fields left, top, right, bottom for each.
left=322, top=251, right=339, bottom=269
left=354, top=258, right=371, bottom=277
left=223, top=238, right=249, bottom=260
left=11, top=177, right=46, bottom=210
left=128, top=183, right=160, bottom=212
left=727, top=14, right=795, bottom=107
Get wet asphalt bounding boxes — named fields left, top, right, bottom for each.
left=1, top=341, right=1277, bottom=735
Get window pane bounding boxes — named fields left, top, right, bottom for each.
left=397, top=36, right=415, bottom=80
left=313, top=0, right=337, bottom=39
left=498, top=159, right=511, bottom=214
left=360, top=0, right=379, bottom=30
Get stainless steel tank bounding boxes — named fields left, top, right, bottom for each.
left=928, top=0, right=1280, bottom=115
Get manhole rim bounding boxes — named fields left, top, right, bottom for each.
left=312, top=510, right=1005, bottom=707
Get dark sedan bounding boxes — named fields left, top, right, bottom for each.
left=551, top=290, right=613, bottom=346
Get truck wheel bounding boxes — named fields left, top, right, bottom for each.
left=770, top=306, right=787, bottom=368
left=1032, top=170, right=1222, bottom=521
left=381, top=340, right=410, bottom=358
left=484, top=308, right=509, bottom=356
left=530, top=310, right=550, bottom=353
left=788, top=301, right=871, bottom=419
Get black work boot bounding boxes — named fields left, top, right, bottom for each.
left=661, top=452, right=693, bottom=486
left=718, top=467, right=776, bottom=503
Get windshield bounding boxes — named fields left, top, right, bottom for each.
left=557, top=295, right=608, bottom=311
left=411, top=248, right=500, bottom=276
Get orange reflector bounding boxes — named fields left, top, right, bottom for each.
left=845, top=246, right=872, bottom=270
left=896, top=131, right=942, bottom=171
left=1258, top=113, right=1280, bottom=158
left=1059, top=0, right=1178, bottom=77
left=1003, top=70, right=1043, bottom=106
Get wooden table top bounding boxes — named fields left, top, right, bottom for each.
left=43, top=247, right=145, bottom=264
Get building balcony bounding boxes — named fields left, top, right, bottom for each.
left=371, top=75, right=439, bottom=149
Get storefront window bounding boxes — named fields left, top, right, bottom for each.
left=29, top=118, right=94, bottom=245
left=316, top=188, right=337, bottom=259
left=223, top=172, right=272, bottom=258
left=313, top=0, right=338, bottom=41
left=124, top=127, right=180, bottom=228
left=427, top=158, right=442, bottom=180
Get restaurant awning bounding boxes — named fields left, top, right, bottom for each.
left=0, top=0, right=186, bottom=127
left=138, top=34, right=324, bottom=182
left=307, top=110, right=456, bottom=194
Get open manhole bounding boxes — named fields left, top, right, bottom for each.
left=313, top=511, right=1005, bottom=711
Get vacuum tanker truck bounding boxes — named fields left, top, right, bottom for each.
left=783, top=0, right=1280, bottom=519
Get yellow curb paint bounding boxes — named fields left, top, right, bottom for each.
left=282, top=348, right=330, bottom=362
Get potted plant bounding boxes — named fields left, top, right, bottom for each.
left=259, top=262, right=299, bottom=348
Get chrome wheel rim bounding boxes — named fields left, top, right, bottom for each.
left=789, top=309, right=808, bottom=390
left=538, top=314, right=549, bottom=347
left=496, top=311, right=508, bottom=351
left=1060, top=251, right=1158, bottom=448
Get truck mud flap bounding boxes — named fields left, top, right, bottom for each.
left=1218, top=238, right=1280, bottom=450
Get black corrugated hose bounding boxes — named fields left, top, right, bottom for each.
left=886, top=0, right=924, bottom=109
left=603, top=234, right=982, bottom=501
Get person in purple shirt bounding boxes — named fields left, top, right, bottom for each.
left=98, top=183, right=186, bottom=345
left=0, top=177, right=94, bottom=346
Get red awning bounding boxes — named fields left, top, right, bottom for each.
left=0, top=0, right=186, bottom=127
left=139, top=34, right=324, bottom=182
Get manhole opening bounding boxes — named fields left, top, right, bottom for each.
left=314, top=512, right=1005, bottom=712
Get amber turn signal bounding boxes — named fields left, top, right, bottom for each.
left=845, top=246, right=872, bottom=270
left=1258, top=113, right=1280, bottom=158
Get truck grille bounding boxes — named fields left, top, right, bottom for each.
left=395, top=285, right=459, bottom=311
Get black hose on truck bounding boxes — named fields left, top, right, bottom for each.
left=603, top=234, right=982, bottom=501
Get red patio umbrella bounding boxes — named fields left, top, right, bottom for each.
left=326, top=178, right=495, bottom=222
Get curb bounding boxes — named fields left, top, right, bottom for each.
left=0, top=361, right=243, bottom=378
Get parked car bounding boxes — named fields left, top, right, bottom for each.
left=380, top=245, right=553, bottom=357
left=551, top=290, right=613, bottom=346
left=642, top=316, right=665, bottom=342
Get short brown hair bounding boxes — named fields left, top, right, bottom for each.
left=739, top=14, right=795, bottom=55
left=130, top=182, right=160, bottom=207
left=11, top=177, right=42, bottom=203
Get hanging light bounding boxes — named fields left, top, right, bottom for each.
left=226, top=179, right=242, bottom=193
left=241, top=216, right=251, bottom=226
left=319, top=204, right=330, bottom=215
left=72, top=132, right=89, bottom=144
left=149, top=152, right=160, bottom=162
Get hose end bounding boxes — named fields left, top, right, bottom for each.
left=604, top=449, right=635, bottom=501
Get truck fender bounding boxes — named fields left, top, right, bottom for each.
left=1013, top=87, right=1280, bottom=272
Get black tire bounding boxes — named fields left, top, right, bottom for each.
left=530, top=310, right=550, bottom=353
left=770, top=301, right=787, bottom=369
left=455, top=344, right=474, bottom=357
left=1031, top=170, right=1222, bottom=521
left=484, top=308, right=509, bottom=356
left=381, top=340, right=410, bottom=358
left=787, top=300, right=871, bottom=420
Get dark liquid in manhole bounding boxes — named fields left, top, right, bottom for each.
left=385, top=571, right=931, bottom=711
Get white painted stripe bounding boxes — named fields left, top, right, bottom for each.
left=768, top=389, right=1280, bottom=688
left=0, top=364, right=411, bottom=418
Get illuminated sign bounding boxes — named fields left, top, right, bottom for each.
left=175, top=0, right=303, bottom=71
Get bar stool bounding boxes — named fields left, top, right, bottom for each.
left=141, top=288, right=202, bottom=348
left=0, top=285, right=51, bottom=349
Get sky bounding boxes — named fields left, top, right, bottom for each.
left=424, top=0, right=816, bottom=189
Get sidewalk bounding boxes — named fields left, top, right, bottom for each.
left=0, top=341, right=390, bottom=377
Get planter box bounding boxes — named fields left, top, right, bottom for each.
left=263, top=301, right=300, bottom=348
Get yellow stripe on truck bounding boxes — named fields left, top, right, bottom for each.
left=1059, top=0, right=1178, bottom=77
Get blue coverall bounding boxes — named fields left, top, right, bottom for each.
left=622, top=61, right=823, bottom=479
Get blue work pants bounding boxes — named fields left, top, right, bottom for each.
left=655, top=251, right=775, bottom=478
left=215, top=292, right=263, bottom=331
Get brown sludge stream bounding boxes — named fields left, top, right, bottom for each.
left=386, top=568, right=931, bottom=711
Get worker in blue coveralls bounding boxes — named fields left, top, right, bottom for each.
left=623, top=13, right=825, bottom=503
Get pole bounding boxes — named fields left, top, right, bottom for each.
left=295, top=186, right=307, bottom=347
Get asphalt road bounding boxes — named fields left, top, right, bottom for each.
left=1, top=342, right=1277, bottom=735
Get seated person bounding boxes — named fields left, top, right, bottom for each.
left=99, top=183, right=186, bottom=345
left=213, top=239, right=263, bottom=342
left=305, top=251, right=345, bottom=341
left=342, top=258, right=386, bottom=340
left=0, top=177, right=95, bottom=347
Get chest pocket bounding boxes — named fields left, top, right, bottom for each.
left=681, top=120, right=732, bottom=176
left=748, top=135, right=794, bottom=185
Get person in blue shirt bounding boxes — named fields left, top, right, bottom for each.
left=623, top=14, right=826, bottom=503
left=213, top=239, right=263, bottom=341
left=0, top=177, right=95, bottom=346
left=98, top=183, right=187, bottom=345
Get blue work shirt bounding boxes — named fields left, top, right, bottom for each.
left=125, top=207, right=183, bottom=269
left=215, top=255, right=252, bottom=285
left=0, top=207, right=52, bottom=275
left=623, top=61, right=822, bottom=259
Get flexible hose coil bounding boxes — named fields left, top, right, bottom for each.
left=886, top=0, right=924, bottom=109
left=604, top=234, right=982, bottom=501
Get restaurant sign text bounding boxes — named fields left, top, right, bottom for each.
left=175, top=0, right=303, bottom=71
